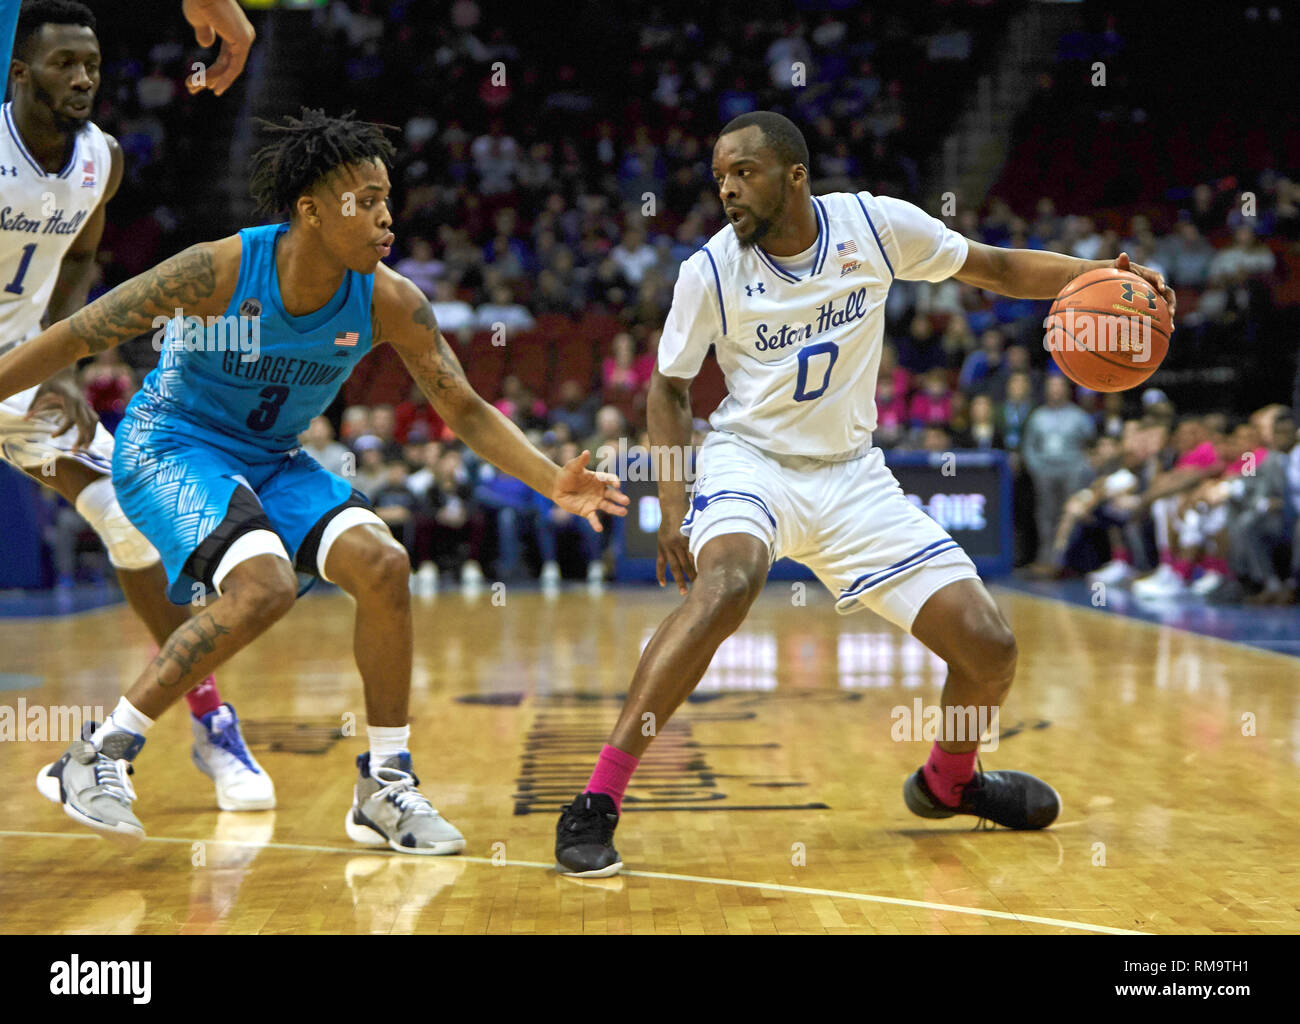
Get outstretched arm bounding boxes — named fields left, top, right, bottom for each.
left=955, top=243, right=1176, bottom=320
left=376, top=270, right=628, bottom=528
left=0, top=241, right=232, bottom=404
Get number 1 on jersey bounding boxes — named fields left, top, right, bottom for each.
left=793, top=340, right=839, bottom=402
left=3, top=243, right=37, bottom=295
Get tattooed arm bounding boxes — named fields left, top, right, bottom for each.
left=0, top=237, right=239, bottom=403
left=374, top=267, right=629, bottom=526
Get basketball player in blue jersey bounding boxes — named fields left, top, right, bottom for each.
left=2, top=0, right=273, bottom=814
left=555, top=111, right=1176, bottom=875
left=0, top=108, right=629, bottom=851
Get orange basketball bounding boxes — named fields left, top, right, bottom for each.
left=1044, top=267, right=1171, bottom=392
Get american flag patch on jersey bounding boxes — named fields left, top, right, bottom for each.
left=334, top=331, right=359, bottom=347
left=835, top=239, right=858, bottom=258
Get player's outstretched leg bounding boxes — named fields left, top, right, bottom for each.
left=38, top=459, right=274, bottom=811
left=324, top=524, right=466, bottom=855
left=902, top=578, right=1060, bottom=829
left=36, top=554, right=299, bottom=839
left=556, top=534, right=769, bottom=876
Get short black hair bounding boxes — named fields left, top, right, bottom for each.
left=249, top=109, right=397, bottom=217
left=14, top=0, right=96, bottom=62
left=718, top=110, right=810, bottom=170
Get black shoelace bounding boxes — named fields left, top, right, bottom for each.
left=561, top=801, right=616, bottom=846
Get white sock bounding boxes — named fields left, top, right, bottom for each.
left=368, top=724, right=410, bottom=767
left=91, top=697, right=155, bottom=747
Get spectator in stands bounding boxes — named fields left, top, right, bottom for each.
left=470, top=119, right=519, bottom=195
left=954, top=393, right=1004, bottom=451
left=1022, top=375, right=1097, bottom=573
left=958, top=328, right=1006, bottom=395
left=1228, top=410, right=1297, bottom=603
left=1001, top=371, right=1035, bottom=451
left=1207, top=224, right=1277, bottom=285
left=611, top=226, right=658, bottom=286
left=405, top=441, right=446, bottom=500
left=874, top=375, right=908, bottom=449
left=921, top=426, right=952, bottom=453
left=549, top=379, right=597, bottom=440
left=897, top=315, right=946, bottom=374
left=494, top=375, right=548, bottom=430
left=472, top=458, right=539, bottom=580
left=371, top=462, right=419, bottom=565
left=80, top=352, right=135, bottom=434
left=351, top=439, right=388, bottom=500
left=475, top=284, right=536, bottom=330
left=414, top=448, right=478, bottom=580
left=585, top=405, right=629, bottom=464
left=393, top=236, right=444, bottom=299
left=908, top=368, right=953, bottom=429
left=1156, top=219, right=1215, bottom=288
left=431, top=279, right=476, bottom=338
left=878, top=341, right=911, bottom=401
left=535, top=441, right=606, bottom=586
left=300, top=415, right=351, bottom=478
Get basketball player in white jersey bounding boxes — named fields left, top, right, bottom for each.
left=2, top=0, right=273, bottom=811
left=556, top=111, right=1176, bottom=875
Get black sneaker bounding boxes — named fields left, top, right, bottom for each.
left=904, top=764, right=1060, bottom=830
left=555, top=791, right=623, bottom=877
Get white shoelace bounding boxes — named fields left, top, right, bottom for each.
left=94, top=755, right=137, bottom=803
left=372, top=769, right=437, bottom=817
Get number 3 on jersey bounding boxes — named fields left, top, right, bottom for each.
left=793, top=341, right=839, bottom=402
left=246, top=385, right=290, bottom=431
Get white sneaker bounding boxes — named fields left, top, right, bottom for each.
left=586, top=561, right=604, bottom=586
left=1087, top=560, right=1137, bottom=586
left=1190, top=569, right=1225, bottom=596
left=540, top=561, right=561, bottom=587
left=460, top=560, right=484, bottom=586
left=1132, top=563, right=1188, bottom=598
left=415, top=562, right=438, bottom=596
left=191, top=704, right=276, bottom=811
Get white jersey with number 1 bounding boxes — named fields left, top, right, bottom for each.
left=0, top=102, right=112, bottom=353
left=659, top=190, right=970, bottom=461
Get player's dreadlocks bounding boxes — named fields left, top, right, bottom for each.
left=249, top=108, right=397, bottom=218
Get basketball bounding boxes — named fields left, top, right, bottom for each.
left=1044, top=267, right=1172, bottom=392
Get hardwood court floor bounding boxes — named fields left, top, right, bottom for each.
left=1, top=582, right=1298, bottom=935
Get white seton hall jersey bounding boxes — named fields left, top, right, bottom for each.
left=0, top=103, right=112, bottom=354
left=659, top=191, right=969, bottom=460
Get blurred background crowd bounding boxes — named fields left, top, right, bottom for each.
left=26, top=0, right=1300, bottom=601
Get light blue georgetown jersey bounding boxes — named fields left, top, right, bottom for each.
left=119, top=222, right=374, bottom=462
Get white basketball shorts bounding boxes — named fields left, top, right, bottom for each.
left=680, top=432, right=980, bottom=631
left=0, top=384, right=115, bottom=475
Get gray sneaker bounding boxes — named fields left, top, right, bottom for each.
left=36, top=724, right=145, bottom=841
left=343, top=753, right=465, bottom=855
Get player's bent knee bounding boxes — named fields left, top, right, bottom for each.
left=689, top=566, right=763, bottom=635
left=223, top=556, right=297, bottom=621
left=363, top=543, right=412, bottom=601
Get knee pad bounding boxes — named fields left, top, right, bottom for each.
left=74, top=476, right=161, bottom=571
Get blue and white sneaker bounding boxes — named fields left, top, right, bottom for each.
left=191, top=704, right=276, bottom=811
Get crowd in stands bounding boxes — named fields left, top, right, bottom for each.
left=33, top=2, right=1300, bottom=604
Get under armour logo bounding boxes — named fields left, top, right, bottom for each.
left=1119, top=281, right=1156, bottom=310
left=0, top=166, right=16, bottom=176
left=745, top=282, right=766, bottom=296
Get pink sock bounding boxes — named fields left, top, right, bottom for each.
left=922, top=744, right=977, bottom=808
left=1204, top=555, right=1230, bottom=575
left=1113, top=546, right=1131, bottom=565
left=185, top=676, right=223, bottom=718
left=585, top=744, right=640, bottom=813
left=1159, top=550, right=1174, bottom=567
left=1172, top=558, right=1193, bottom=581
